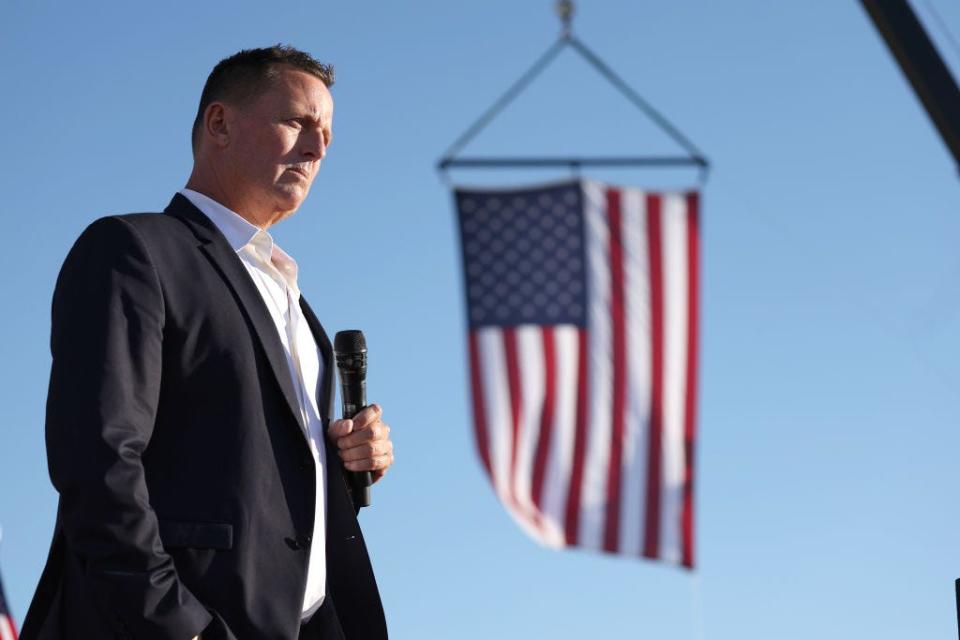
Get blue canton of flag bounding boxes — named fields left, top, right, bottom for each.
left=457, top=182, right=587, bottom=328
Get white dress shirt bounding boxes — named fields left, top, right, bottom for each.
left=180, top=188, right=328, bottom=620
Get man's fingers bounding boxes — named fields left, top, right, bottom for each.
left=332, top=403, right=394, bottom=476
left=349, top=404, right=382, bottom=429
left=338, top=439, right=393, bottom=463
left=327, top=418, right=353, bottom=440
left=343, top=452, right=393, bottom=472
left=336, top=421, right=390, bottom=451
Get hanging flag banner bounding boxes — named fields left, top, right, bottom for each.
left=0, top=562, right=18, bottom=640
left=455, top=180, right=699, bottom=568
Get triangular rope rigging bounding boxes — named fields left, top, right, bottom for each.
left=437, top=1, right=711, bottom=182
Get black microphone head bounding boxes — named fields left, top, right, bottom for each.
left=334, top=330, right=367, bottom=377
left=334, top=330, right=366, bottom=355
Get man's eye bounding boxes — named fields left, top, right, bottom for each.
left=286, top=119, right=302, bottom=129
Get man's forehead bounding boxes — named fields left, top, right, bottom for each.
left=272, top=68, right=333, bottom=116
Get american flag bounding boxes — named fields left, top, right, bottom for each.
left=455, top=180, right=699, bottom=568
left=0, top=564, right=17, bottom=640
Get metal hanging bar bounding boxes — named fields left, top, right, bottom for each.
left=436, top=1, right=711, bottom=178
left=444, top=156, right=704, bottom=168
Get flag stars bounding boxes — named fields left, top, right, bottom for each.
left=457, top=183, right=587, bottom=328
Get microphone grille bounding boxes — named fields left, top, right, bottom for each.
left=334, top=330, right=366, bottom=354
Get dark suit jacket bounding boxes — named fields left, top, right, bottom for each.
left=20, top=194, right=387, bottom=640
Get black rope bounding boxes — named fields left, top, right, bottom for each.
left=438, top=37, right=568, bottom=165
left=566, top=36, right=709, bottom=165
left=436, top=16, right=710, bottom=179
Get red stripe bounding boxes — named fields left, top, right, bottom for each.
left=530, top=327, right=556, bottom=510
left=681, top=192, right=700, bottom=569
left=503, top=328, right=523, bottom=509
left=643, top=194, right=665, bottom=559
left=467, top=332, right=493, bottom=479
left=0, top=615, right=18, bottom=640
left=563, top=328, right=589, bottom=545
left=603, top=189, right=627, bottom=553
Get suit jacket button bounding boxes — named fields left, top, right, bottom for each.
left=285, top=537, right=303, bottom=550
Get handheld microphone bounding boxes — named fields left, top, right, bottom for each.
left=334, top=330, right=372, bottom=508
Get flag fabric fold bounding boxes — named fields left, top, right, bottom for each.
left=455, top=179, right=699, bottom=568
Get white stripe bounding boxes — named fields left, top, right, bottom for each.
left=514, top=325, right=546, bottom=535
left=0, top=616, right=15, bottom=640
left=658, top=193, right=690, bottom=563
left=539, top=324, right=580, bottom=548
left=477, top=328, right=514, bottom=505
left=619, top=187, right=651, bottom=557
left=579, top=180, right=613, bottom=551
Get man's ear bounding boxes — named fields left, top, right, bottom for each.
left=204, top=102, right=231, bottom=148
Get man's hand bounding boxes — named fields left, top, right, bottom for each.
left=328, top=404, right=394, bottom=482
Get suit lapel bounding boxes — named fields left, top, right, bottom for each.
left=298, top=297, right=334, bottom=421
left=165, top=194, right=308, bottom=440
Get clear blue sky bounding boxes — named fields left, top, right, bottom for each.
left=2, top=2, right=960, bottom=638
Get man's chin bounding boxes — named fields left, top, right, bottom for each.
left=272, top=186, right=309, bottom=216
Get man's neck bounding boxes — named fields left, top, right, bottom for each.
left=184, top=172, right=270, bottom=231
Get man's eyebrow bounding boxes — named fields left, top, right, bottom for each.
left=285, top=112, right=333, bottom=142
left=286, top=111, right=318, bottom=121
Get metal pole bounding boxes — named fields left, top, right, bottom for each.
left=861, top=0, right=960, bottom=173
left=955, top=578, right=960, bottom=640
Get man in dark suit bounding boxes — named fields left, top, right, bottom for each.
left=20, top=45, right=394, bottom=640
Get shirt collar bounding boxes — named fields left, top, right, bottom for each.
left=180, top=188, right=264, bottom=252
left=179, top=188, right=300, bottom=291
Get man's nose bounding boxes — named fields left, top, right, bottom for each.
left=302, top=129, right=326, bottom=160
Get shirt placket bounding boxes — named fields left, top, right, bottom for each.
left=244, top=245, right=313, bottom=435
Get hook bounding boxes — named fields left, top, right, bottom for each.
left=556, top=0, right=574, bottom=38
